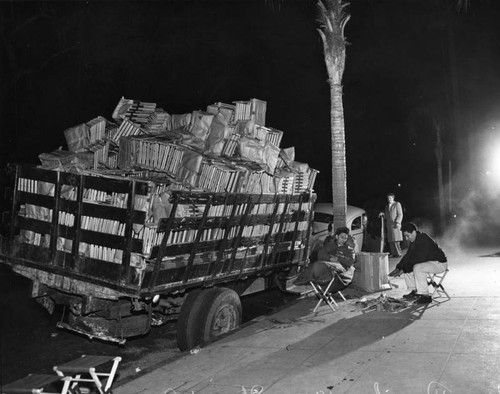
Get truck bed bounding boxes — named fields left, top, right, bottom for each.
left=2, top=165, right=315, bottom=299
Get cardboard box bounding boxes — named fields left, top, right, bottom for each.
left=353, top=252, right=391, bottom=293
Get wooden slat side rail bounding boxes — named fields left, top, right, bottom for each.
left=140, top=246, right=307, bottom=296
left=288, top=194, right=304, bottom=265
left=265, top=194, right=292, bottom=269
left=181, top=195, right=213, bottom=283
left=16, top=192, right=54, bottom=209
left=207, top=194, right=240, bottom=280
left=19, top=165, right=59, bottom=183
left=49, top=170, right=62, bottom=266
left=226, top=194, right=258, bottom=274
left=72, top=173, right=85, bottom=272
left=255, top=193, right=280, bottom=271
left=303, top=194, right=316, bottom=262
left=122, top=180, right=136, bottom=283
left=147, top=195, right=179, bottom=291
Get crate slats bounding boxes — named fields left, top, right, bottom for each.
left=11, top=166, right=154, bottom=286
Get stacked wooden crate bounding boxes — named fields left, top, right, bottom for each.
left=117, top=135, right=185, bottom=177
left=123, top=100, right=156, bottom=126
left=198, top=159, right=241, bottom=193
left=233, top=98, right=267, bottom=125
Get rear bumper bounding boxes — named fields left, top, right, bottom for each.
left=56, top=321, right=127, bottom=345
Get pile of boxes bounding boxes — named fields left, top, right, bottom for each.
left=23, top=97, right=320, bottom=263
left=38, top=97, right=318, bottom=195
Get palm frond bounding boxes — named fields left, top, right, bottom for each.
left=316, top=0, right=350, bottom=38
left=316, top=0, right=350, bottom=57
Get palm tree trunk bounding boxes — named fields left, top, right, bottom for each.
left=330, top=82, right=347, bottom=228
left=435, top=123, right=446, bottom=233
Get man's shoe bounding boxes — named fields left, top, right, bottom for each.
left=415, top=295, right=432, bottom=304
left=402, top=290, right=417, bottom=299
left=389, top=268, right=403, bottom=277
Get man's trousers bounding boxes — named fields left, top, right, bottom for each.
left=403, top=261, right=448, bottom=295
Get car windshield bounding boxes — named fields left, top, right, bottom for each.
left=314, top=212, right=333, bottom=224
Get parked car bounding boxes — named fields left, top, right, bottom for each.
left=310, top=203, right=367, bottom=255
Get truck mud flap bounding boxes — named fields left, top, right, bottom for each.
left=57, top=312, right=151, bottom=344
left=56, top=321, right=126, bottom=345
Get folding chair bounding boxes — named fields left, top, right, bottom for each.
left=310, top=272, right=347, bottom=313
left=428, top=269, right=450, bottom=299
left=2, top=373, right=72, bottom=394
left=53, top=355, right=122, bottom=394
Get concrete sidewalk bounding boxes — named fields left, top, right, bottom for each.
left=114, top=245, right=500, bottom=394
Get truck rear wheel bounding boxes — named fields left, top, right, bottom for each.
left=176, top=287, right=241, bottom=351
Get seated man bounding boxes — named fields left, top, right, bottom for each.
left=295, top=226, right=356, bottom=294
left=389, top=222, right=448, bottom=304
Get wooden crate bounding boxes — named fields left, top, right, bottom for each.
left=233, top=98, right=267, bottom=126
left=293, top=168, right=319, bottom=194
left=274, top=172, right=294, bottom=194
left=198, top=159, right=242, bottom=193
left=254, top=125, right=283, bottom=147
left=118, top=135, right=185, bottom=177
left=87, top=116, right=107, bottom=143
left=110, top=118, right=143, bottom=143
left=206, top=102, right=235, bottom=124
left=221, top=129, right=241, bottom=158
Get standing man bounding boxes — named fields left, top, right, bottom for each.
left=380, top=193, right=403, bottom=257
left=389, top=222, right=447, bottom=304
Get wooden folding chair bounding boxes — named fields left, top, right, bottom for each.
left=310, top=272, right=347, bottom=313
left=53, top=355, right=122, bottom=394
left=428, top=269, right=450, bottom=299
left=2, top=373, right=72, bottom=394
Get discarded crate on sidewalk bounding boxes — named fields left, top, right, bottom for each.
left=353, top=252, right=392, bottom=293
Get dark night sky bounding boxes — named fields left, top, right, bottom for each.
left=2, top=0, right=500, bottom=225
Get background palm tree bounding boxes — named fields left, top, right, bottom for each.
left=315, top=0, right=468, bottom=231
left=407, top=103, right=450, bottom=234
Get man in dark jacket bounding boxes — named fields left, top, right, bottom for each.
left=389, top=222, right=447, bottom=304
left=294, top=227, right=356, bottom=293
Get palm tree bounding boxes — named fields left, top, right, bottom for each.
left=314, top=0, right=468, bottom=231
left=408, top=104, right=449, bottom=234
left=433, top=117, right=446, bottom=233
left=316, top=0, right=350, bottom=229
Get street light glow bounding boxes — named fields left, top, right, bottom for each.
left=481, top=124, right=500, bottom=186
left=487, top=143, right=500, bottom=181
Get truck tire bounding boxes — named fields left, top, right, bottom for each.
left=176, top=288, right=203, bottom=351
left=176, top=287, right=241, bottom=351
